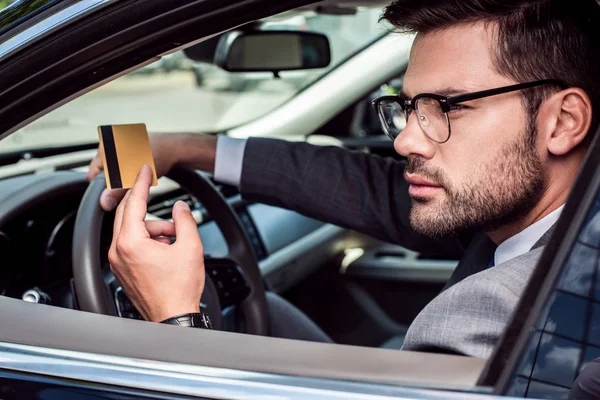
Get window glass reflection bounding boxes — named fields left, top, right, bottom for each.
left=506, top=376, right=528, bottom=398
left=531, top=333, right=581, bottom=387
left=579, top=200, right=600, bottom=247
left=595, top=266, right=600, bottom=302
left=516, top=331, right=542, bottom=378
left=587, top=303, right=600, bottom=347
left=543, top=292, right=587, bottom=342
left=557, top=243, right=597, bottom=298
left=527, top=381, right=570, bottom=400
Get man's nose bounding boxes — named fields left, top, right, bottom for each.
left=393, top=113, right=437, bottom=159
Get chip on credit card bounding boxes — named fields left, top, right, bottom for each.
left=98, top=123, right=158, bottom=190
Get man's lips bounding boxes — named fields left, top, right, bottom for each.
left=405, top=173, right=440, bottom=187
left=405, top=173, right=443, bottom=197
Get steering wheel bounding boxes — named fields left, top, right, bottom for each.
left=72, top=167, right=269, bottom=335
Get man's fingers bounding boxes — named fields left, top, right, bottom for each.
left=145, top=220, right=176, bottom=238
left=100, top=188, right=126, bottom=211
left=120, top=165, right=153, bottom=236
left=172, top=201, right=203, bottom=248
left=86, top=152, right=103, bottom=182
left=151, top=237, right=173, bottom=245
left=87, top=152, right=125, bottom=211
left=112, top=189, right=132, bottom=242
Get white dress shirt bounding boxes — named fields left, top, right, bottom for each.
left=494, top=205, right=564, bottom=266
left=213, top=135, right=564, bottom=266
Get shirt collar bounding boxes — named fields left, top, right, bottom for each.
left=494, top=205, right=564, bottom=266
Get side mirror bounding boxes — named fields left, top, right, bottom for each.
left=215, top=30, right=331, bottom=73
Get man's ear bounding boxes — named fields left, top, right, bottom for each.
left=538, top=88, right=592, bottom=156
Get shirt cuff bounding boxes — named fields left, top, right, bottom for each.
left=213, top=135, right=248, bottom=188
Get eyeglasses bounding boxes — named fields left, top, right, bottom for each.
left=371, top=79, right=564, bottom=143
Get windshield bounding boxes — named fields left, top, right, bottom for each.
left=0, top=6, right=386, bottom=154
left=0, top=0, right=60, bottom=35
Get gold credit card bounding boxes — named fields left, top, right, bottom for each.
left=98, top=123, right=158, bottom=189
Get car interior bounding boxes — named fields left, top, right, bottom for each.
left=0, top=0, right=444, bottom=350
left=1, top=0, right=599, bottom=398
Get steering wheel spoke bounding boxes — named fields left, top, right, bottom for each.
left=205, top=257, right=251, bottom=308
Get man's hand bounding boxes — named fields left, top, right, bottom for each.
left=108, top=165, right=205, bottom=322
left=87, top=133, right=218, bottom=211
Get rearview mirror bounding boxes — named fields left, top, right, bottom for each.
left=215, top=31, right=331, bottom=73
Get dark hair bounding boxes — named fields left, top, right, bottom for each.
left=381, top=0, right=600, bottom=139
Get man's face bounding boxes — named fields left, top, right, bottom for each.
left=397, top=23, right=547, bottom=238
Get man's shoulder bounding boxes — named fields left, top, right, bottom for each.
left=465, top=246, right=545, bottom=296
left=443, top=245, right=544, bottom=309
left=402, top=246, right=545, bottom=357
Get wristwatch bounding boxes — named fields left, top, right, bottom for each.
left=160, top=312, right=212, bottom=329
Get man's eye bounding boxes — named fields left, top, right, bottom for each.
left=447, top=104, right=467, bottom=114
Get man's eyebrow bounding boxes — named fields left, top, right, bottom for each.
left=400, top=87, right=470, bottom=98
left=435, top=88, right=469, bottom=97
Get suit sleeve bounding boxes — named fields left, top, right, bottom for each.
left=239, top=137, right=466, bottom=258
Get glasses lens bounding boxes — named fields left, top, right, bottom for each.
left=415, top=97, right=450, bottom=143
left=376, top=99, right=407, bottom=140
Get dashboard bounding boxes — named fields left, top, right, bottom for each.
left=0, top=169, right=346, bottom=311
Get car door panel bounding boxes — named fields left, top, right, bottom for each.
left=344, top=244, right=457, bottom=284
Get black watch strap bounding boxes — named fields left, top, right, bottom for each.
left=160, top=312, right=212, bottom=329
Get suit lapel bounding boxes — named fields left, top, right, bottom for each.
left=442, top=233, right=497, bottom=291
left=443, top=223, right=555, bottom=291
left=531, top=222, right=556, bottom=249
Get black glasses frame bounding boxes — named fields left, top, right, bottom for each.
left=372, top=79, right=565, bottom=143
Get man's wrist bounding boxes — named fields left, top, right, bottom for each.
left=172, top=133, right=218, bottom=173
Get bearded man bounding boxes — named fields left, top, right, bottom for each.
left=88, top=0, right=600, bottom=359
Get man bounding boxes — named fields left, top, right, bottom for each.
left=87, top=0, right=600, bottom=359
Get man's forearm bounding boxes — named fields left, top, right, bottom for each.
left=165, top=133, right=218, bottom=173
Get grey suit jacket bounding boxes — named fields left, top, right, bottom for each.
left=239, top=137, right=550, bottom=357
left=402, top=234, right=550, bottom=358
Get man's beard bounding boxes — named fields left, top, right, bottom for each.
left=407, top=127, right=547, bottom=238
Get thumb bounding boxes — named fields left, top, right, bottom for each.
left=172, top=201, right=202, bottom=246
left=100, top=188, right=126, bottom=211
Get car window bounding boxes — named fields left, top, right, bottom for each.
left=355, top=75, right=405, bottom=138
left=0, top=7, right=387, bottom=154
